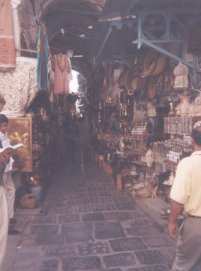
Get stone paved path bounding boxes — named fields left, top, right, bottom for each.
left=4, top=167, right=175, bottom=271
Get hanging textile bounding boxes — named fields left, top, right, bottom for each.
left=52, top=53, right=72, bottom=95
left=0, top=57, right=37, bottom=116
left=173, top=62, right=189, bottom=89
left=0, top=0, right=16, bottom=71
left=37, top=24, right=49, bottom=91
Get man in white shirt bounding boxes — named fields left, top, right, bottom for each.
left=169, top=121, right=201, bottom=271
left=0, top=185, right=9, bottom=269
left=0, top=114, right=18, bottom=234
left=0, top=150, right=11, bottom=269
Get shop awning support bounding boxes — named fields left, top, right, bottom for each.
left=142, top=39, right=194, bottom=70
left=135, top=11, right=200, bottom=72
left=94, top=26, right=113, bottom=65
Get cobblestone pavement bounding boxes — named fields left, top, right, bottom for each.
left=4, top=167, right=176, bottom=271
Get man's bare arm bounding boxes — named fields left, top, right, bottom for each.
left=168, top=200, right=184, bottom=239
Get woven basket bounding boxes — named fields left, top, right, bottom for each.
left=19, top=194, right=37, bottom=209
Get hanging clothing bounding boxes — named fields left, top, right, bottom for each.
left=0, top=57, right=37, bottom=116
left=37, top=24, right=49, bottom=91
left=52, top=54, right=72, bottom=95
left=0, top=0, right=16, bottom=71
left=173, top=62, right=189, bottom=89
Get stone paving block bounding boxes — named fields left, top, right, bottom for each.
left=78, top=241, right=111, bottom=256
left=32, top=215, right=57, bottom=224
left=14, top=250, right=42, bottom=263
left=135, top=250, right=167, bottom=265
left=82, top=213, right=105, bottom=222
left=95, top=269, right=122, bottom=271
left=35, top=232, right=64, bottom=245
left=159, top=248, right=175, bottom=267
left=30, top=224, right=64, bottom=245
left=63, top=256, right=102, bottom=270
left=143, top=235, right=174, bottom=248
left=12, top=258, right=42, bottom=271
left=113, top=194, right=136, bottom=210
left=114, top=201, right=135, bottom=210
left=110, top=237, right=147, bottom=252
left=127, top=265, right=169, bottom=271
left=41, top=244, right=77, bottom=257
left=12, top=266, right=38, bottom=271
left=132, top=217, right=154, bottom=226
left=93, top=205, right=117, bottom=212
left=59, top=214, right=80, bottom=223
left=63, top=223, right=93, bottom=243
left=95, top=222, right=124, bottom=240
left=31, top=225, right=58, bottom=235
left=103, top=212, right=135, bottom=221
left=40, top=259, right=59, bottom=271
left=126, top=224, right=161, bottom=237
left=103, top=253, right=136, bottom=268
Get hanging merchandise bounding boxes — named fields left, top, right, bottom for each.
left=191, top=94, right=201, bottom=116
left=105, top=64, right=114, bottom=99
left=52, top=53, right=72, bottom=95
left=108, top=67, right=122, bottom=101
left=104, top=63, right=113, bottom=100
left=37, top=24, right=49, bottom=91
left=0, top=57, right=37, bottom=116
left=173, top=62, right=189, bottom=89
left=0, top=0, right=16, bottom=71
left=175, top=95, right=192, bottom=116
left=128, top=77, right=141, bottom=94
left=101, top=63, right=108, bottom=100
left=147, top=77, right=157, bottom=99
left=145, top=148, right=154, bottom=168
left=147, top=102, right=156, bottom=117
left=151, top=55, right=167, bottom=76
left=119, top=67, right=130, bottom=89
left=141, top=51, right=167, bottom=78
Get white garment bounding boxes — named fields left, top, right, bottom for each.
left=0, top=186, right=9, bottom=269
left=0, top=132, right=15, bottom=219
left=2, top=172, right=15, bottom=219
left=145, top=149, right=154, bottom=168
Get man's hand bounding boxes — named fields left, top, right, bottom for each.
left=168, top=200, right=184, bottom=239
left=168, top=221, right=177, bottom=239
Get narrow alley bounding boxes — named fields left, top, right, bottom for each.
left=4, top=166, right=175, bottom=271
left=1, top=1, right=201, bottom=271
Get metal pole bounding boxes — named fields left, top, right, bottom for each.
left=137, top=15, right=142, bottom=49
left=95, top=26, right=113, bottom=64
left=142, top=38, right=197, bottom=71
